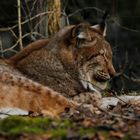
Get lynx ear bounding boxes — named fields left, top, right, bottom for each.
left=72, top=23, right=92, bottom=41
left=91, top=11, right=109, bottom=37
left=91, top=24, right=107, bottom=37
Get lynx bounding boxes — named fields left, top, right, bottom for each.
left=1, top=59, right=140, bottom=117
left=10, top=21, right=116, bottom=101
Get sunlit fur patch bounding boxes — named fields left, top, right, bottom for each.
left=79, top=70, right=107, bottom=96
left=80, top=78, right=101, bottom=93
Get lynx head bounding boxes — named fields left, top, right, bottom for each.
left=59, top=21, right=116, bottom=93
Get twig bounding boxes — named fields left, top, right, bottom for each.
left=17, top=0, right=23, bottom=50
left=0, top=112, right=12, bottom=116
left=9, top=29, right=18, bottom=39
left=63, top=0, right=69, bottom=11
left=68, top=7, right=104, bottom=17
left=123, top=74, right=140, bottom=84
left=30, top=0, right=38, bottom=17
left=0, top=32, right=45, bottom=53
left=97, top=105, right=140, bottom=121
left=21, top=0, right=33, bottom=33
left=107, top=89, right=128, bottom=104
left=0, top=39, right=4, bottom=57
left=0, top=11, right=54, bottom=32
left=61, top=11, right=70, bottom=25
left=115, top=21, right=140, bottom=33
left=33, top=16, right=46, bottom=32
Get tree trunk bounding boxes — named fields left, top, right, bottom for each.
left=35, top=0, right=62, bottom=37
left=47, top=0, right=61, bottom=36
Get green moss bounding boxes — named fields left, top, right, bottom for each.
left=49, top=129, right=67, bottom=139
left=0, top=116, right=73, bottom=137
left=0, top=116, right=52, bottom=134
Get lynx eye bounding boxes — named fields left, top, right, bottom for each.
left=84, top=38, right=97, bottom=47
left=99, top=49, right=109, bottom=61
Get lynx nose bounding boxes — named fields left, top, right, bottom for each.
left=95, top=71, right=110, bottom=82
left=107, top=63, right=116, bottom=78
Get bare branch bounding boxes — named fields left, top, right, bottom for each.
left=0, top=40, right=4, bottom=57
left=30, top=0, right=38, bottom=16
left=9, top=29, right=18, bottom=39
left=17, top=0, right=23, bottom=49
left=123, top=74, right=140, bottom=84
left=97, top=105, right=140, bottom=120
left=115, top=21, right=140, bottom=33
left=0, top=11, right=54, bottom=32
left=68, top=7, right=104, bottom=17
left=0, top=32, right=45, bottom=53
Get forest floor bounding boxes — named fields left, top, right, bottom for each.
left=0, top=96, right=140, bottom=140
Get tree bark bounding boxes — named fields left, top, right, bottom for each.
left=47, top=0, right=61, bottom=36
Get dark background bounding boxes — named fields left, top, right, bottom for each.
left=0, top=0, right=140, bottom=91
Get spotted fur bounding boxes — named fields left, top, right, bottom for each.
left=0, top=59, right=77, bottom=117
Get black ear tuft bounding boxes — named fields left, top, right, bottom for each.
left=91, top=11, right=109, bottom=37
left=100, top=11, right=109, bottom=30
left=102, top=11, right=110, bottom=21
